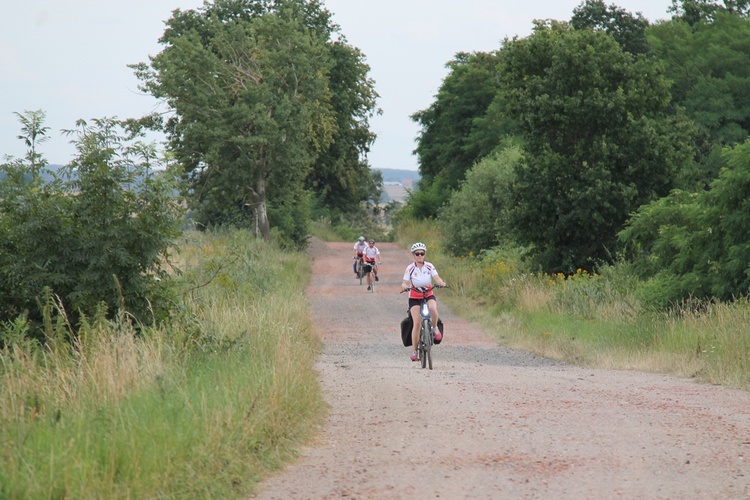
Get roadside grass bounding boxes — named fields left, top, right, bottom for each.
left=0, top=229, right=324, bottom=498
left=309, top=218, right=342, bottom=242
left=397, top=219, right=750, bottom=391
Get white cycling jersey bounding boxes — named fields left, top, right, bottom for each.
left=363, top=245, right=380, bottom=263
left=403, top=262, right=440, bottom=298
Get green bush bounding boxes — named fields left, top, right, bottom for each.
left=0, top=113, right=184, bottom=337
left=439, top=145, right=520, bottom=256
left=620, top=138, right=750, bottom=305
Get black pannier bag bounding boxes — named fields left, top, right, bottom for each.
left=400, top=312, right=443, bottom=346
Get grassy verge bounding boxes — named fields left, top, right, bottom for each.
left=0, top=229, right=325, bottom=498
left=397, top=218, right=750, bottom=391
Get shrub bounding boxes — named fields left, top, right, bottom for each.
left=439, top=145, right=520, bottom=256
left=0, top=113, right=184, bottom=338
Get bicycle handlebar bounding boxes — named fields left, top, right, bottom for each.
left=400, top=284, right=447, bottom=294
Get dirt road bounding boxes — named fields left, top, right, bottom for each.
left=253, top=240, right=750, bottom=499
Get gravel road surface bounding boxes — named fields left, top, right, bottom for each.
left=253, top=240, right=750, bottom=499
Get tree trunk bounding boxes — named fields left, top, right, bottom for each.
left=256, top=175, right=271, bottom=240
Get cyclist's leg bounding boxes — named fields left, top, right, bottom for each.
left=427, top=297, right=439, bottom=328
left=409, top=304, right=420, bottom=349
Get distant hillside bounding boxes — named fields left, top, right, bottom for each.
left=0, top=164, right=66, bottom=183
left=373, top=168, right=420, bottom=184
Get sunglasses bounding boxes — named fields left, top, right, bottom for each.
left=413, top=252, right=425, bottom=257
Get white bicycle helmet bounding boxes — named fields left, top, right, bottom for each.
left=410, top=242, right=427, bottom=254
left=358, top=236, right=365, bottom=242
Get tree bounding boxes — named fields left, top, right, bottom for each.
left=132, top=0, right=380, bottom=240
left=439, top=144, right=520, bottom=256
left=305, top=40, right=381, bottom=214
left=668, top=0, right=750, bottom=25
left=500, top=21, right=695, bottom=273
left=132, top=0, right=342, bottom=239
left=619, top=139, right=750, bottom=305
left=648, top=10, right=750, bottom=145
left=410, top=51, right=504, bottom=218
left=571, top=0, right=652, bottom=55
left=0, top=112, right=183, bottom=336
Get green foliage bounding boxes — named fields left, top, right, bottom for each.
left=439, top=144, right=521, bottom=256
left=411, top=51, right=505, bottom=215
left=620, top=139, right=750, bottom=305
left=1, top=230, right=325, bottom=497
left=132, top=0, right=378, bottom=241
left=668, top=0, right=750, bottom=25
left=500, top=22, right=695, bottom=273
left=399, top=176, right=449, bottom=220
left=0, top=112, right=184, bottom=335
left=649, top=10, right=750, bottom=146
left=268, top=189, right=313, bottom=249
left=133, top=0, right=336, bottom=239
left=571, top=0, right=652, bottom=54
left=305, top=40, right=381, bottom=213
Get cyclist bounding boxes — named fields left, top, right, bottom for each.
left=363, top=238, right=381, bottom=290
left=352, top=236, right=367, bottom=276
left=401, top=242, right=446, bottom=361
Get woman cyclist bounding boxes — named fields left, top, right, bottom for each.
left=401, top=242, right=446, bottom=361
left=363, top=238, right=381, bottom=290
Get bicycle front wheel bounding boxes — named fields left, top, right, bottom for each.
left=420, top=319, right=431, bottom=369
left=425, top=319, right=433, bottom=369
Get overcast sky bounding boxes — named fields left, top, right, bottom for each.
left=2, top=0, right=674, bottom=170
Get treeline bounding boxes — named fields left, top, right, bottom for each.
left=405, top=0, right=750, bottom=307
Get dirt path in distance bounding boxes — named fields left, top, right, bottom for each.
left=253, top=240, right=750, bottom=499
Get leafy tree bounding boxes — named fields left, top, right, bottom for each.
left=132, top=0, right=380, bottom=242
left=410, top=51, right=504, bottom=217
left=132, top=0, right=342, bottom=240
left=0, top=112, right=183, bottom=336
left=439, top=144, right=520, bottom=256
left=571, top=0, right=652, bottom=55
left=648, top=10, right=750, bottom=146
left=305, top=40, right=381, bottom=214
left=619, top=139, right=750, bottom=305
left=500, top=21, right=695, bottom=273
left=668, top=0, right=750, bottom=25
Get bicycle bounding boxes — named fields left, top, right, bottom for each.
left=355, top=255, right=366, bottom=285
left=401, top=285, right=445, bottom=369
left=364, top=261, right=379, bottom=292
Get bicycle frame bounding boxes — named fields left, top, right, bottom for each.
left=365, top=261, right=377, bottom=292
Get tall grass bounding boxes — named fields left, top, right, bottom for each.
left=0, top=230, right=324, bottom=498
left=397, top=219, right=750, bottom=391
